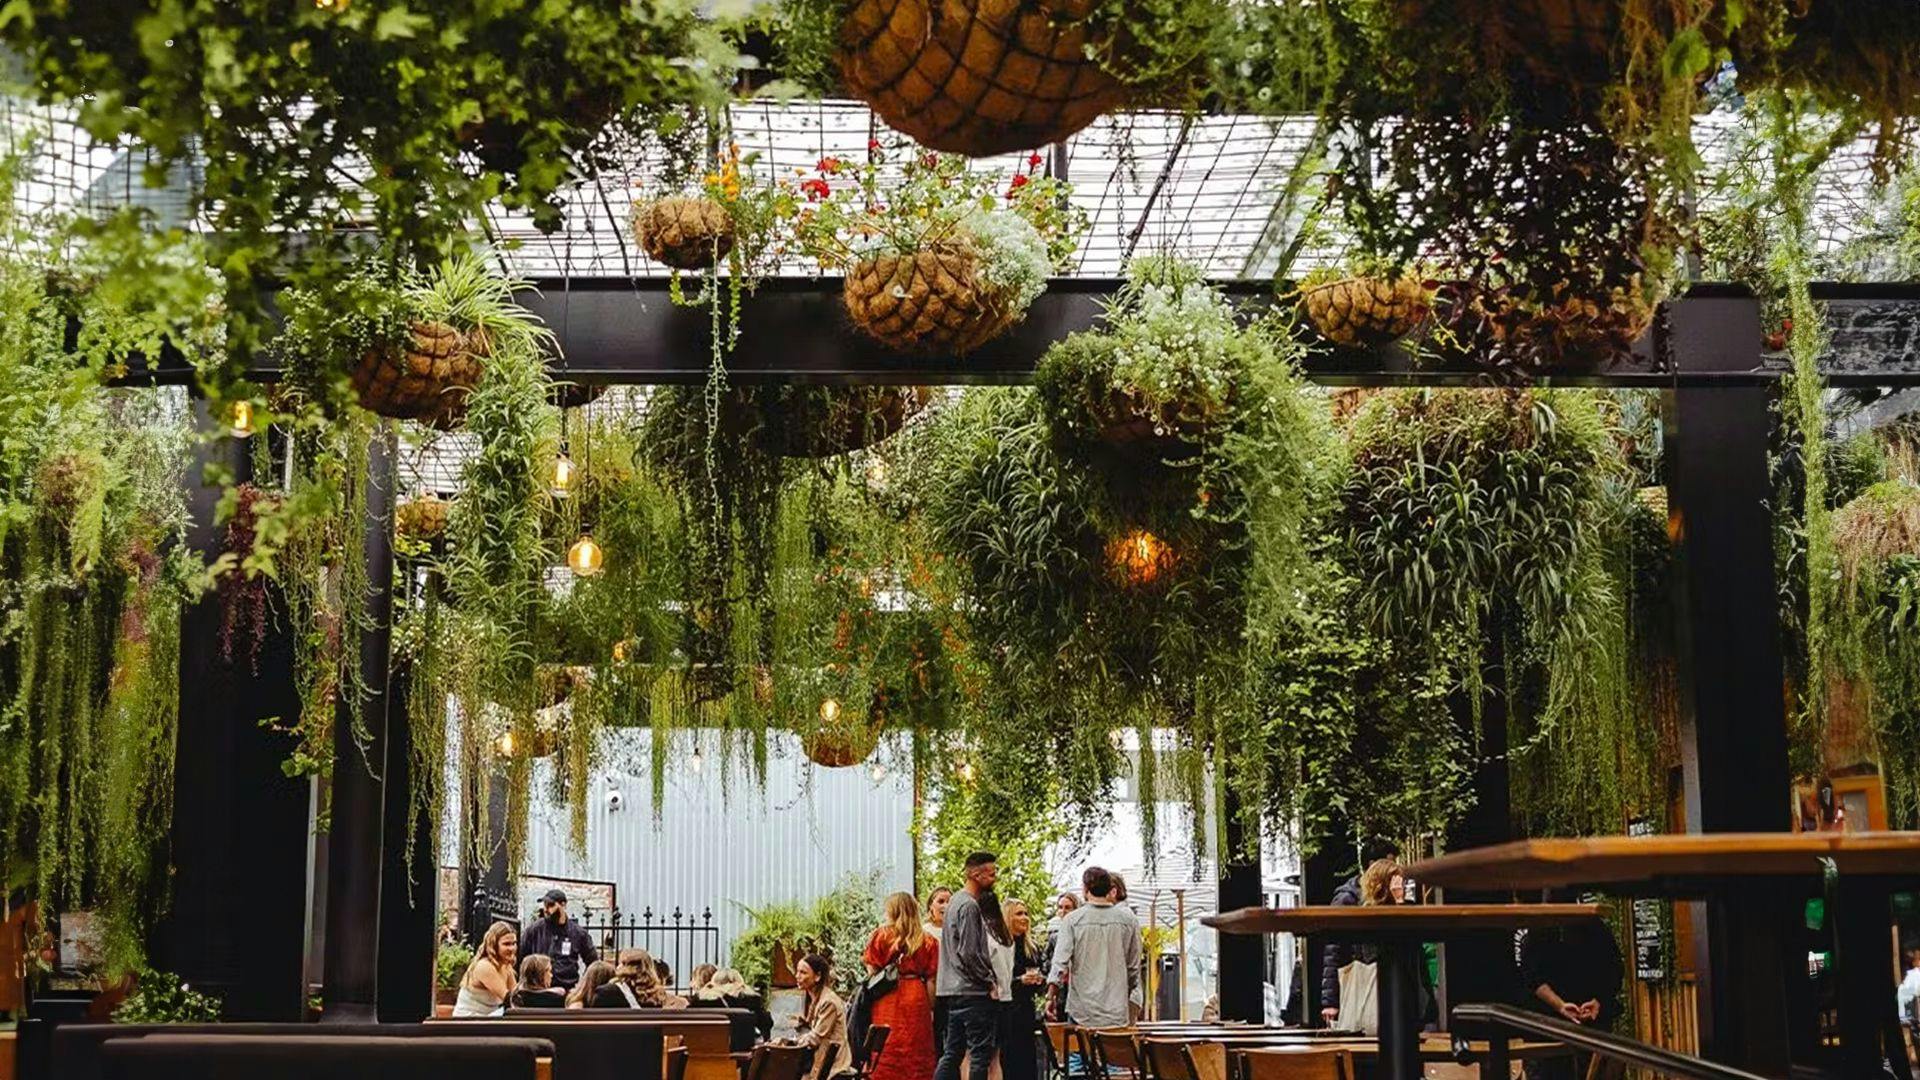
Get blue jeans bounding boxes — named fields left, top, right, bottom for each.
left=934, top=996, right=1000, bottom=1080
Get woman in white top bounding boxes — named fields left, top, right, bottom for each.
left=453, top=921, right=518, bottom=1017
left=1897, top=945, right=1920, bottom=1031
left=924, top=886, right=952, bottom=942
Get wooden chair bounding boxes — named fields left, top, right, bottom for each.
left=1091, top=1029, right=1143, bottom=1080
left=1141, top=1039, right=1194, bottom=1080
left=667, top=1045, right=690, bottom=1080
left=1235, top=1047, right=1352, bottom=1080
left=855, top=1025, right=891, bottom=1080
left=745, top=1043, right=813, bottom=1080
left=1043, top=1023, right=1082, bottom=1080
left=673, top=1022, right=736, bottom=1080
left=1178, top=1043, right=1229, bottom=1080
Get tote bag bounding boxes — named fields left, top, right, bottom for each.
left=1334, top=959, right=1380, bottom=1036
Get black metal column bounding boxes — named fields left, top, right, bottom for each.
left=1217, top=792, right=1265, bottom=1022
left=1662, top=293, right=1797, bottom=1072
left=1437, top=632, right=1514, bottom=1026
left=375, top=650, right=438, bottom=1022
left=152, top=401, right=310, bottom=1020
left=318, top=424, right=399, bottom=1023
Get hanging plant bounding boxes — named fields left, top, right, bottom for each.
left=922, top=258, right=1340, bottom=841
left=278, top=255, right=559, bottom=429
left=1827, top=476, right=1920, bottom=824
left=1726, top=2, right=1920, bottom=175
left=634, top=196, right=740, bottom=273
left=1298, top=263, right=1433, bottom=349
left=793, top=145, right=1084, bottom=356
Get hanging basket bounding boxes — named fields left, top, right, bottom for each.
left=1088, top=387, right=1207, bottom=457
left=632, top=196, right=737, bottom=272
left=395, top=494, right=451, bottom=545
left=782, top=386, right=935, bottom=457
left=1301, top=276, right=1431, bottom=348
left=1483, top=289, right=1656, bottom=372
left=838, top=0, right=1127, bottom=156
left=844, top=245, right=1019, bottom=355
left=350, top=320, right=483, bottom=423
left=803, top=721, right=880, bottom=768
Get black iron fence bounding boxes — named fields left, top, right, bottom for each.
left=578, top=906, right=722, bottom=991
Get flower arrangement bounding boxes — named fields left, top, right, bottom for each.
left=634, top=142, right=795, bottom=280
left=791, top=143, right=1084, bottom=354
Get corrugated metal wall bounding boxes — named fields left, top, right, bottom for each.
left=512, top=728, right=916, bottom=966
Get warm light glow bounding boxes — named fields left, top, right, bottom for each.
left=1106, top=528, right=1174, bottom=586
left=690, top=746, right=705, bottom=773
left=869, top=762, right=888, bottom=781
left=495, top=730, right=516, bottom=757
left=550, top=454, right=575, bottom=498
left=958, top=760, right=976, bottom=784
left=611, top=639, right=629, bottom=663
left=229, top=400, right=256, bottom=439
left=568, top=534, right=604, bottom=576
left=313, top=0, right=349, bottom=10
left=865, top=458, right=890, bottom=488
left=819, top=697, right=842, bottom=725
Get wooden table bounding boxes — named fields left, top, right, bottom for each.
left=1204, top=905, right=1602, bottom=1080
left=1410, top=832, right=1920, bottom=1079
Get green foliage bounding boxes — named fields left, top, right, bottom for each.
left=917, top=775, right=1066, bottom=913
left=437, top=939, right=477, bottom=992
left=2, top=0, right=734, bottom=376
left=111, top=969, right=223, bottom=1024
left=1829, top=478, right=1920, bottom=824
left=730, top=872, right=883, bottom=995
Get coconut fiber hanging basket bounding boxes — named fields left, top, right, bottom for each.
left=350, top=320, right=484, bottom=426
left=839, top=0, right=1128, bottom=156
left=843, top=244, right=1021, bottom=354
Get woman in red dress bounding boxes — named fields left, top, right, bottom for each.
left=864, top=891, right=940, bottom=1080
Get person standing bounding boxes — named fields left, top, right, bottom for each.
left=1000, top=900, right=1046, bottom=1080
left=1517, top=894, right=1624, bottom=1080
left=863, top=892, right=940, bottom=1080
left=520, top=888, right=598, bottom=991
left=1320, top=859, right=1399, bottom=1027
left=1039, top=894, right=1078, bottom=1022
left=926, top=887, right=953, bottom=942
left=453, top=921, right=519, bottom=1017
left=796, top=954, right=855, bottom=1080
left=1044, top=867, right=1140, bottom=1030
left=935, top=853, right=1003, bottom=1080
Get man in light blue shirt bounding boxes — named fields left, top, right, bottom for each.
left=1045, top=866, right=1140, bottom=1029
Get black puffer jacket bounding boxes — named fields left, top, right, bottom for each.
left=1318, top=876, right=1372, bottom=1015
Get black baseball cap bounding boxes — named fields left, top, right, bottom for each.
left=541, top=888, right=568, bottom=904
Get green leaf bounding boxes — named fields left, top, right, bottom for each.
left=374, top=5, right=431, bottom=40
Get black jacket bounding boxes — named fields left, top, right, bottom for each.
left=520, top=916, right=598, bottom=989
left=691, top=991, right=774, bottom=1040
left=1319, top=876, right=1365, bottom=1012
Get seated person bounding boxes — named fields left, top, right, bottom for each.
left=512, top=954, right=569, bottom=1009
left=569, top=960, right=615, bottom=1009
left=692, top=966, right=775, bottom=1040
left=593, top=948, right=690, bottom=1009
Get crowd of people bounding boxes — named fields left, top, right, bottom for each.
left=449, top=856, right=1141, bottom=1080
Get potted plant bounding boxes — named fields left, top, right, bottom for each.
left=277, top=254, right=558, bottom=427
left=792, top=144, right=1083, bottom=355
left=436, top=940, right=475, bottom=1013
left=1298, top=261, right=1433, bottom=349
left=632, top=143, right=789, bottom=276
left=112, top=969, right=223, bottom=1024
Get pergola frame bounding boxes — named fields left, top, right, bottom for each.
left=147, top=277, right=1918, bottom=1076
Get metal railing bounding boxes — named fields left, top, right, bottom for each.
left=1451, top=1003, right=1781, bottom=1080
left=577, top=906, right=722, bottom=990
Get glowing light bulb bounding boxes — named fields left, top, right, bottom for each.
left=612, top=639, right=629, bottom=663
left=229, top=400, right=256, bottom=439
left=819, top=697, right=842, bottom=725
left=869, top=762, right=888, bottom=781
left=550, top=453, right=575, bottom=498
left=313, top=0, right=349, bottom=10
left=496, top=730, right=516, bottom=757
left=958, top=760, right=976, bottom=784
left=568, top=533, right=604, bottom=576
left=1106, top=528, right=1171, bottom=586
left=690, top=746, right=705, bottom=773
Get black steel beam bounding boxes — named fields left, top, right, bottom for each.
left=108, top=278, right=1920, bottom=388
left=1661, top=293, right=1798, bottom=1074
left=318, top=425, right=399, bottom=1023
left=1217, top=794, right=1265, bottom=1023
left=152, top=402, right=311, bottom=1021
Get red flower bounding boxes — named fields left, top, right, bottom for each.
left=801, top=178, right=831, bottom=201
left=1006, top=173, right=1030, bottom=197
left=818, top=156, right=841, bottom=173
left=868, top=138, right=882, bottom=151
left=1029, top=154, right=1044, bottom=167
left=921, top=152, right=939, bottom=167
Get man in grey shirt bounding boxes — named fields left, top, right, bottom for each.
left=1045, top=866, right=1140, bottom=1028
left=934, top=851, right=1003, bottom=1080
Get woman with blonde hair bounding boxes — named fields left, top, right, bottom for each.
left=861, top=891, right=938, bottom=1080
left=570, top=959, right=615, bottom=1008
left=693, top=966, right=775, bottom=1040
left=595, top=947, right=689, bottom=1008
left=452, top=921, right=519, bottom=1017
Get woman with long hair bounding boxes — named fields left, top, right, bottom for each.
left=693, top=966, right=775, bottom=1040
left=999, top=900, right=1045, bottom=1080
left=862, top=891, right=939, bottom=1080
left=513, top=953, right=568, bottom=1008
left=570, top=959, right=615, bottom=1008
left=452, top=921, right=518, bottom=1017
left=595, top=947, right=689, bottom=1008
left=795, top=953, right=853, bottom=1080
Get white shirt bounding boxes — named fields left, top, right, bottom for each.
left=924, top=921, right=943, bottom=942
left=1898, top=966, right=1920, bottom=1023
left=989, top=935, right=1015, bottom=1000
left=1045, top=899, right=1141, bottom=1028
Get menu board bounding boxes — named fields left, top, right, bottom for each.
left=1627, top=817, right=1666, bottom=981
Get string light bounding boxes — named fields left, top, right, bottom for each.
left=229, top=400, right=256, bottom=439
left=495, top=730, right=516, bottom=757
left=690, top=744, right=705, bottom=773
left=819, top=697, right=842, bottom=725
left=313, top=0, right=349, bottom=9
left=550, top=452, right=575, bottom=498
left=568, top=532, right=604, bottom=576
left=1106, top=528, right=1173, bottom=586
left=611, top=639, right=629, bottom=663
left=869, top=762, right=888, bottom=782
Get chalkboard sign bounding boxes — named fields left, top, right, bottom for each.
left=1627, top=817, right=1666, bottom=981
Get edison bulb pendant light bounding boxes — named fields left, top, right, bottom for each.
left=568, top=532, right=604, bottom=576
left=229, top=400, right=256, bottom=439
left=550, top=453, right=575, bottom=498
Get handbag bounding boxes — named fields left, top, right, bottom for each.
left=1333, top=959, right=1380, bottom=1036
left=850, top=944, right=905, bottom=1068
